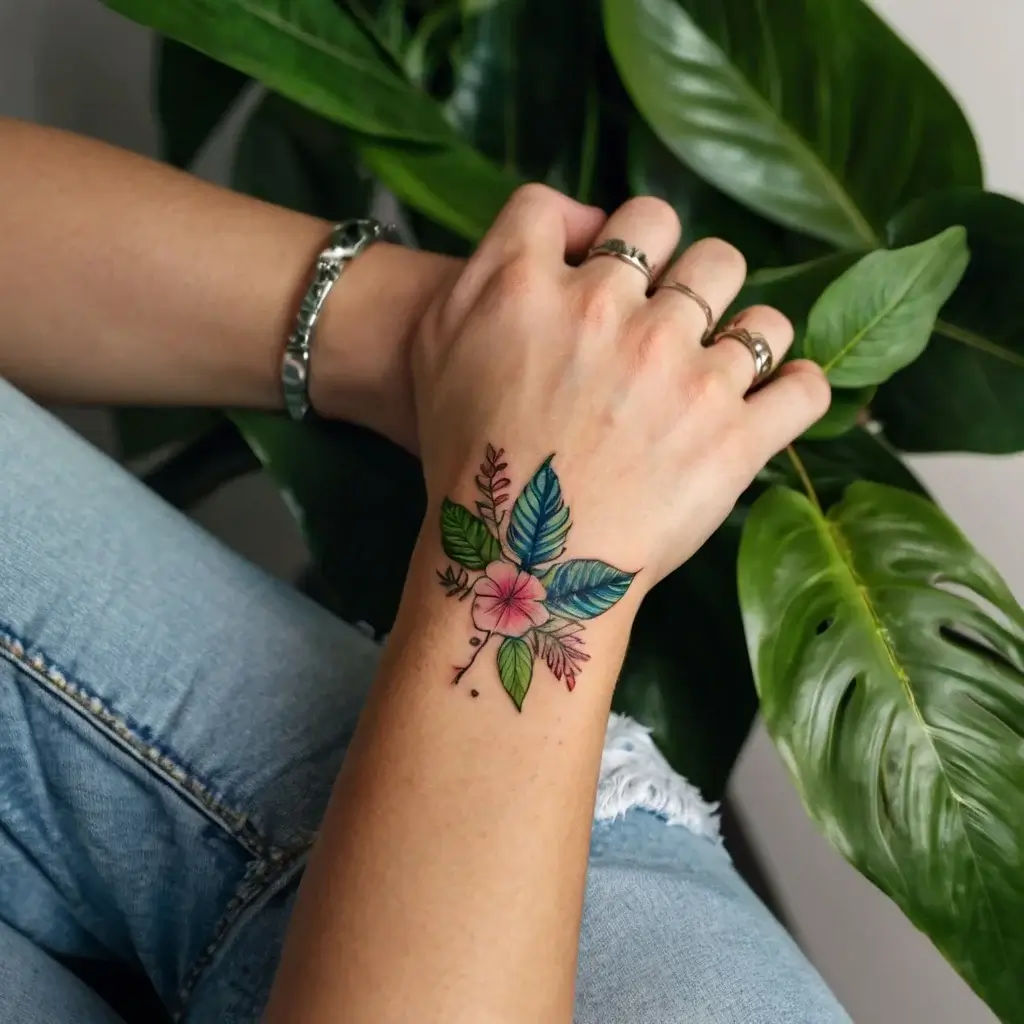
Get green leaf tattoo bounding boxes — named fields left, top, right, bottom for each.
left=497, top=636, right=533, bottom=711
left=440, top=498, right=502, bottom=569
left=439, top=446, right=637, bottom=711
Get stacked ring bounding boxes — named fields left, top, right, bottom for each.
left=714, top=327, right=774, bottom=386
left=656, top=282, right=716, bottom=343
left=584, top=238, right=655, bottom=289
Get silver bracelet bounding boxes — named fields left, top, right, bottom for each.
left=281, top=218, right=393, bottom=421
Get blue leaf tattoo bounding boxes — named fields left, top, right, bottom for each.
left=542, top=559, right=636, bottom=620
left=507, top=455, right=571, bottom=571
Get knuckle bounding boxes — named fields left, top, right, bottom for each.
left=682, top=367, right=733, bottom=410
left=574, top=282, right=620, bottom=331
left=689, top=237, right=748, bottom=281
left=509, top=182, right=558, bottom=215
left=488, top=256, right=542, bottom=308
left=741, top=305, right=794, bottom=344
left=794, top=366, right=833, bottom=416
left=627, top=320, right=675, bottom=375
left=624, top=195, right=681, bottom=234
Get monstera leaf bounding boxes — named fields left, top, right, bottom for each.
left=603, top=0, right=981, bottom=248
left=875, top=190, right=1024, bottom=454
left=739, top=481, right=1024, bottom=1021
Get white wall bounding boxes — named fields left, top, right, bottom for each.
left=2, top=1, right=1022, bottom=1021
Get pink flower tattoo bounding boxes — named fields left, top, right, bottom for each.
left=472, top=561, right=551, bottom=637
left=437, top=445, right=637, bottom=711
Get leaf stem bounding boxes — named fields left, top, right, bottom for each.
left=785, top=445, right=822, bottom=514
left=454, top=631, right=492, bottom=685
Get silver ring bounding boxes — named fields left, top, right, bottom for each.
left=714, top=327, right=774, bottom=386
left=657, top=282, right=716, bottom=343
left=584, top=238, right=655, bottom=288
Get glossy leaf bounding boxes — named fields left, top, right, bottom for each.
left=804, top=228, right=970, bottom=387
left=542, top=559, right=636, bottom=621
left=102, top=0, right=454, bottom=142
left=738, top=481, right=1024, bottom=1021
left=156, top=37, right=249, bottom=168
left=497, top=635, right=533, bottom=711
left=603, top=0, right=981, bottom=248
left=232, top=412, right=425, bottom=632
left=802, top=387, right=875, bottom=441
left=440, top=499, right=501, bottom=569
left=614, top=522, right=757, bottom=799
left=359, top=138, right=519, bottom=242
left=628, top=120, right=827, bottom=272
left=876, top=190, right=1024, bottom=453
left=507, top=456, right=571, bottom=571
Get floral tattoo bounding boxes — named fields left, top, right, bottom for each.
left=437, top=445, right=636, bottom=711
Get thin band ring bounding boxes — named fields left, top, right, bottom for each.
left=657, top=282, right=716, bottom=343
left=714, top=327, right=775, bottom=387
left=584, top=238, right=655, bottom=289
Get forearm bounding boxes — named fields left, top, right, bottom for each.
left=267, top=514, right=638, bottom=1022
left=0, top=118, right=456, bottom=443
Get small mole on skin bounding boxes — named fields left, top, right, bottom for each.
left=470, top=689, right=479, bottom=698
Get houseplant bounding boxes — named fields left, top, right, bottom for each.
left=99, top=0, right=1024, bottom=1018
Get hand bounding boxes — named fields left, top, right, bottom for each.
left=311, top=243, right=463, bottom=451
left=412, top=185, right=831, bottom=591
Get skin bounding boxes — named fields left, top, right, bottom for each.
left=0, top=117, right=460, bottom=450
left=1, top=121, right=830, bottom=1022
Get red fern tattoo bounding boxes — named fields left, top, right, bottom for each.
left=475, top=444, right=511, bottom=538
left=532, top=618, right=591, bottom=692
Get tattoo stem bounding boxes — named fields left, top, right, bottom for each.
left=454, top=631, right=492, bottom=685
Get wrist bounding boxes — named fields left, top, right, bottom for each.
left=310, top=242, right=462, bottom=449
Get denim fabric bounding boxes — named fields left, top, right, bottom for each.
left=0, top=379, right=851, bottom=1023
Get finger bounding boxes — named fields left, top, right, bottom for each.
left=645, top=237, right=747, bottom=345
left=475, top=183, right=607, bottom=271
left=744, top=360, right=833, bottom=459
left=704, top=305, right=794, bottom=393
left=576, top=196, right=681, bottom=305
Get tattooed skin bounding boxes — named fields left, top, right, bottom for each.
left=437, top=445, right=636, bottom=711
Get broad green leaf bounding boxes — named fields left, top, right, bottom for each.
left=102, top=0, right=454, bottom=142
left=156, top=37, right=250, bottom=168
left=738, top=481, right=1024, bottom=1021
left=232, top=412, right=424, bottom=632
left=603, top=0, right=981, bottom=248
left=731, top=253, right=861, bottom=355
left=876, top=190, right=1024, bottom=454
left=802, top=386, right=875, bottom=441
left=615, top=522, right=757, bottom=799
left=542, top=559, right=636, bottom=620
left=507, top=455, right=571, bottom=571
left=233, top=95, right=374, bottom=219
left=497, top=635, right=533, bottom=711
left=440, top=499, right=501, bottom=569
left=359, top=138, right=519, bottom=242
left=803, top=228, right=970, bottom=387
left=756, top=429, right=927, bottom=511
left=628, top=120, right=827, bottom=273
left=114, top=407, right=222, bottom=461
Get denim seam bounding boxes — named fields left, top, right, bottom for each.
left=173, top=842, right=310, bottom=1020
left=0, top=627, right=269, bottom=860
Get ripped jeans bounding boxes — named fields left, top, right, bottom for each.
left=0, top=380, right=850, bottom=1023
